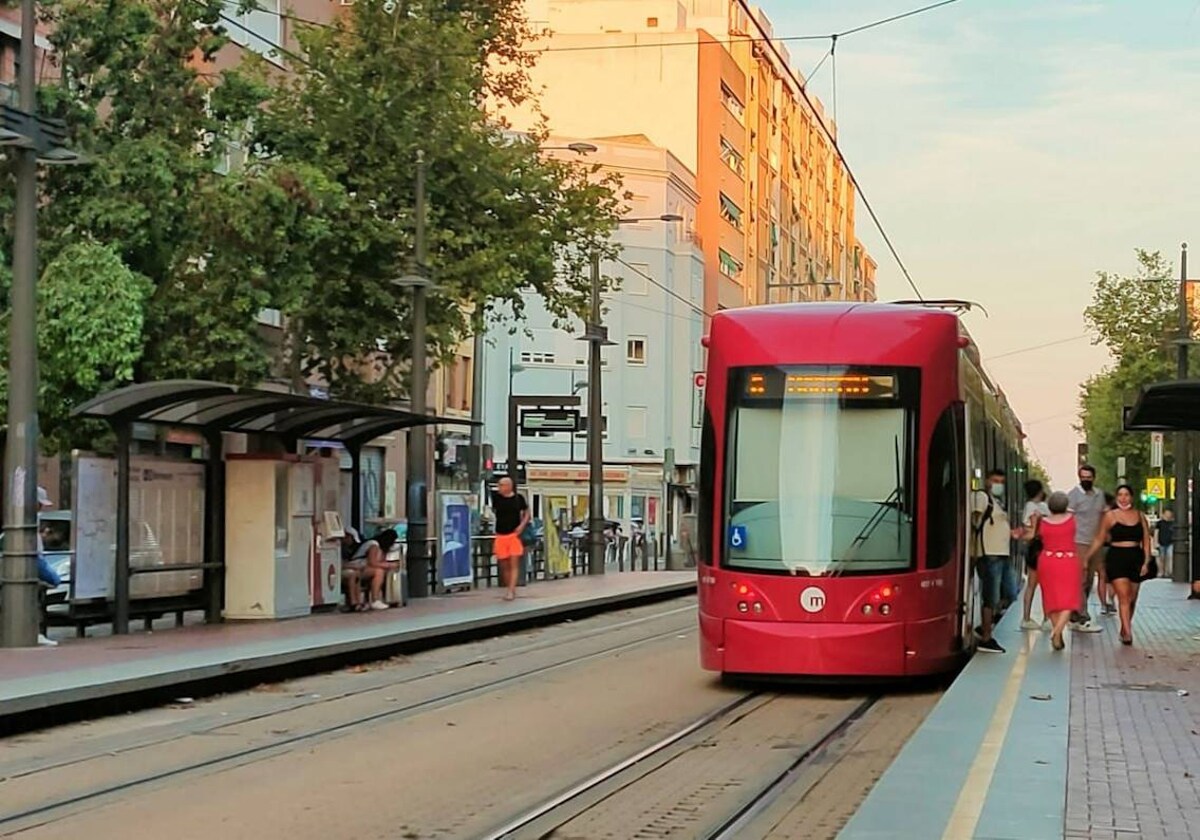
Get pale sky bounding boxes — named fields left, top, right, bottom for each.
left=763, top=0, right=1200, bottom=488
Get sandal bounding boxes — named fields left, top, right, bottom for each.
left=1051, top=634, right=1065, bottom=651
left=1120, top=632, right=1132, bottom=646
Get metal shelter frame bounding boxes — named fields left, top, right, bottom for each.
left=72, top=380, right=476, bottom=633
left=1124, top=379, right=1200, bottom=593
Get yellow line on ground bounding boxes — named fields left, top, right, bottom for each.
left=941, top=631, right=1036, bottom=840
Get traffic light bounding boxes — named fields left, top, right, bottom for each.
left=481, top=443, right=494, bottom=482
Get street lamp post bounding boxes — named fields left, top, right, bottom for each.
left=0, top=0, right=82, bottom=647
left=1175, top=243, right=1197, bottom=592
left=583, top=214, right=683, bottom=577
left=403, top=153, right=433, bottom=599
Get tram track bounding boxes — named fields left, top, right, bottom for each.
left=482, top=691, right=880, bottom=840
left=0, top=604, right=697, bottom=834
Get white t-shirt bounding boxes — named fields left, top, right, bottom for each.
left=1022, top=500, right=1050, bottom=528
left=973, top=490, right=1012, bottom=557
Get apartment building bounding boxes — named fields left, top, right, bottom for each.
left=482, top=134, right=705, bottom=537
left=512, top=0, right=878, bottom=312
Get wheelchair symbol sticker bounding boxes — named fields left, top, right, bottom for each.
left=728, top=525, right=748, bottom=550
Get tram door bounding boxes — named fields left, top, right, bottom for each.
left=960, top=402, right=986, bottom=649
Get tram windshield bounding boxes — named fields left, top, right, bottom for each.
left=725, top=366, right=915, bottom=576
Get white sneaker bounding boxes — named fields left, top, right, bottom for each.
left=370, top=600, right=389, bottom=611
left=1071, top=621, right=1103, bottom=633
left=1020, top=619, right=1040, bottom=631
left=37, top=634, right=58, bottom=647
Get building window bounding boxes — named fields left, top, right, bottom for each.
left=627, top=337, right=647, bottom=365
left=628, top=406, right=648, bottom=439
left=520, top=351, right=556, bottom=365
left=222, top=0, right=282, bottom=59
left=625, top=263, right=650, bottom=295
left=720, top=137, right=744, bottom=177
left=720, top=82, right=745, bottom=122
left=256, top=308, right=283, bottom=328
left=575, top=415, right=609, bottom=440
left=719, top=250, right=743, bottom=280
left=719, top=193, right=743, bottom=230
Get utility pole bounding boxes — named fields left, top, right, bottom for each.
left=405, top=153, right=431, bottom=598
left=1174, top=243, right=1191, bottom=587
left=586, top=252, right=607, bottom=576
left=468, top=329, right=484, bottom=488
left=1, top=0, right=42, bottom=648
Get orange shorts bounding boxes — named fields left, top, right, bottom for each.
left=494, top=533, right=524, bottom=559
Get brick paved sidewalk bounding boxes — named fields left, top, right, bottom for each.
left=1066, top=580, right=1200, bottom=840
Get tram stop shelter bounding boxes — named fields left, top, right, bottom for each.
left=70, top=380, right=475, bottom=634
left=1123, top=378, right=1200, bottom=588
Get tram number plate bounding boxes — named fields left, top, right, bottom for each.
left=728, top=525, right=748, bottom=549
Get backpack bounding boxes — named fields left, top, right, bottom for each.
left=972, top=492, right=994, bottom=557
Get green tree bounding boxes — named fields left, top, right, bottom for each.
left=1078, top=250, right=1187, bottom=493
left=252, top=0, right=625, bottom=402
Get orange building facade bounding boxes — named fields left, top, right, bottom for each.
left=517, top=0, right=877, bottom=314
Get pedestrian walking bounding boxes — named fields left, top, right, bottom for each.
left=1020, top=479, right=1050, bottom=631
left=1035, top=491, right=1083, bottom=651
left=972, top=469, right=1022, bottom=653
left=1154, top=509, right=1175, bottom=578
left=1066, top=465, right=1106, bottom=633
left=1086, top=485, right=1152, bottom=645
left=491, top=477, right=530, bottom=601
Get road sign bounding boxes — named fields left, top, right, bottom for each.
left=1147, top=477, right=1167, bottom=499
left=694, top=372, right=706, bottom=389
left=519, top=408, right=579, bottom=433
left=728, top=524, right=748, bottom=549
left=692, top=371, right=705, bottom=429
left=1151, top=433, right=1164, bottom=469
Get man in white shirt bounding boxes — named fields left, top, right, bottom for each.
left=972, top=469, right=1022, bottom=653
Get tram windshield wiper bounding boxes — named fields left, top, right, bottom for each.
left=833, top=437, right=905, bottom=575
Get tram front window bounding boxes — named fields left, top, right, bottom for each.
left=725, top=366, right=915, bottom=576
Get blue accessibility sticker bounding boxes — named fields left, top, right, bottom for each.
left=728, top=524, right=748, bottom=550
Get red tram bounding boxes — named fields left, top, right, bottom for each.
left=697, top=302, right=1026, bottom=679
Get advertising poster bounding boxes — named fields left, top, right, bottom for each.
left=437, top=491, right=474, bottom=589
left=544, top=496, right=573, bottom=578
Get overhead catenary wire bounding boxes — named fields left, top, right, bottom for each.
left=615, top=256, right=711, bottom=319
left=985, top=334, right=1090, bottom=361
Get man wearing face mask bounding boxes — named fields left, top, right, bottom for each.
left=1066, top=464, right=1106, bottom=632
left=972, top=469, right=1023, bottom=653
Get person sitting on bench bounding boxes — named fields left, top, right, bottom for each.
left=342, top=528, right=400, bottom=612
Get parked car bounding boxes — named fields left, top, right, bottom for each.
left=0, top=510, right=73, bottom=603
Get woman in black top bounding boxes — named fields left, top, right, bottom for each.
left=1087, top=485, right=1152, bottom=645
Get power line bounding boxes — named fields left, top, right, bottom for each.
left=216, top=11, right=317, bottom=71
left=986, top=334, right=1090, bottom=361
left=614, top=256, right=711, bottom=319
left=837, top=0, right=965, bottom=38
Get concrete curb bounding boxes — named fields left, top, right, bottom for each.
left=1, top=579, right=696, bottom=726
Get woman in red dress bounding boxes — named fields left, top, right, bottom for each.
left=1036, top=491, right=1083, bottom=650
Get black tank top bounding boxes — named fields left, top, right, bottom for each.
left=1110, top=516, right=1144, bottom=543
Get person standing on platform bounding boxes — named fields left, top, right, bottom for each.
left=491, top=477, right=530, bottom=602
left=1020, top=479, right=1050, bottom=631
left=1086, top=485, right=1153, bottom=645
left=972, top=469, right=1022, bottom=653
left=1067, top=465, right=1106, bottom=632
left=1155, top=509, right=1175, bottom=578
left=1035, top=491, right=1083, bottom=651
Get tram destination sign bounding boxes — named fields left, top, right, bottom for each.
left=744, top=370, right=897, bottom=400
left=519, top=408, right=580, bottom=434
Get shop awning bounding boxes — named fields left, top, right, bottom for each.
left=1123, top=380, right=1200, bottom=431
left=73, top=379, right=476, bottom=446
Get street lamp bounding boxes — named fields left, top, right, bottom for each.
left=541, top=142, right=599, bottom=155
left=582, top=212, right=684, bottom=576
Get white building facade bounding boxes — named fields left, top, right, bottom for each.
left=481, top=136, right=705, bottom=543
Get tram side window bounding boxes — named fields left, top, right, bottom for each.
left=926, top=406, right=963, bottom=570
left=697, top=408, right=716, bottom=565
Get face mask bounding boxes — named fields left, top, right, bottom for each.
left=1080, top=480, right=1094, bottom=491
left=1117, top=500, right=1133, bottom=511
left=990, top=483, right=1005, bottom=498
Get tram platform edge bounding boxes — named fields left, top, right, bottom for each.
left=0, top=573, right=696, bottom=730
left=839, top=602, right=1070, bottom=840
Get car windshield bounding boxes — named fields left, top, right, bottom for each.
left=725, top=366, right=916, bottom=576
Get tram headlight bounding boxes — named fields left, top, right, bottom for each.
left=752, top=602, right=764, bottom=614
left=737, top=601, right=749, bottom=613
left=879, top=604, right=892, bottom=616
left=861, top=604, right=873, bottom=615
